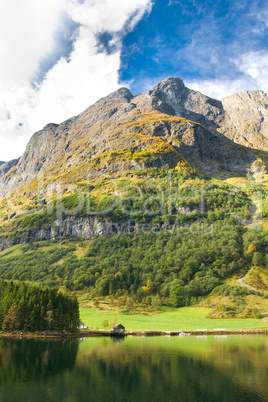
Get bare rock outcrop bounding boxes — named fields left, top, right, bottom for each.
left=220, top=90, right=268, bottom=150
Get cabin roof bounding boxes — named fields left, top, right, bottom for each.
left=112, top=323, right=125, bottom=329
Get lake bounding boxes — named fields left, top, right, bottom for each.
left=0, top=335, right=267, bottom=401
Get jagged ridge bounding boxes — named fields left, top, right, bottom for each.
left=0, top=77, right=267, bottom=200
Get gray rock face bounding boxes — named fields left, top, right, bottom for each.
left=135, top=77, right=224, bottom=132
left=0, top=217, right=108, bottom=251
left=220, top=90, right=268, bottom=149
left=137, top=78, right=268, bottom=150
left=0, top=77, right=267, bottom=198
left=0, top=216, right=141, bottom=251
left=0, top=159, right=19, bottom=178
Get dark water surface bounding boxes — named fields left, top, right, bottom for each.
left=0, top=335, right=267, bottom=402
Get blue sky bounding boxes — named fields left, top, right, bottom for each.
left=0, top=0, right=267, bottom=161
left=120, top=0, right=268, bottom=95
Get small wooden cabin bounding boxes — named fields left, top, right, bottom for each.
left=111, top=323, right=125, bottom=334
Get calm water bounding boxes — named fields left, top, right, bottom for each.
left=0, top=335, right=268, bottom=402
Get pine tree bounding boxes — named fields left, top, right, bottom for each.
left=3, top=303, right=20, bottom=331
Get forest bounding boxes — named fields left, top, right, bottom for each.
left=0, top=221, right=267, bottom=308
left=0, top=280, right=80, bottom=332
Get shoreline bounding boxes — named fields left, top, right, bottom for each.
left=0, top=328, right=268, bottom=339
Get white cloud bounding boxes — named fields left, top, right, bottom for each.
left=185, top=78, right=253, bottom=100
left=186, top=51, right=268, bottom=100
left=0, top=0, right=152, bottom=161
left=233, top=51, right=268, bottom=93
left=0, top=0, right=67, bottom=84
left=68, top=0, right=152, bottom=33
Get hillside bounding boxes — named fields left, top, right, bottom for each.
left=0, top=77, right=267, bottom=318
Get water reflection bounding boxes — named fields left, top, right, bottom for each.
left=0, top=338, right=79, bottom=381
left=0, top=336, right=267, bottom=401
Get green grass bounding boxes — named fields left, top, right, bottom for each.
left=263, top=219, right=268, bottom=231
left=80, top=306, right=268, bottom=331
left=0, top=244, right=24, bottom=258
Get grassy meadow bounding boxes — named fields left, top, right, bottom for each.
left=79, top=306, right=268, bottom=331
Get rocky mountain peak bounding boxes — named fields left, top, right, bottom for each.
left=0, top=77, right=267, bottom=198
left=134, top=77, right=224, bottom=133
left=223, top=89, right=268, bottom=104
left=149, top=77, right=185, bottom=100
left=106, top=87, right=134, bottom=101
left=43, top=123, right=59, bottom=130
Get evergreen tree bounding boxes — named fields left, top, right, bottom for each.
left=0, top=280, right=80, bottom=332
left=3, top=303, right=20, bottom=331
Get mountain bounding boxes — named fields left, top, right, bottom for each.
left=0, top=77, right=268, bottom=315
left=0, top=77, right=267, bottom=198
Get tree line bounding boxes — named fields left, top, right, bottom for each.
left=0, top=280, right=80, bottom=332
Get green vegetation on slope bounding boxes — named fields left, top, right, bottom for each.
left=0, top=168, right=267, bottom=322
left=0, top=222, right=267, bottom=313
left=0, top=168, right=256, bottom=238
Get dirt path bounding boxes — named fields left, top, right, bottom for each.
left=236, top=269, right=258, bottom=291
